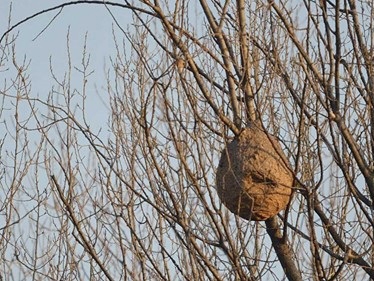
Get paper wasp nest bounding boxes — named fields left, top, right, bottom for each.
left=216, top=123, right=293, bottom=221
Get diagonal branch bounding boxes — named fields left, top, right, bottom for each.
left=265, top=216, right=303, bottom=281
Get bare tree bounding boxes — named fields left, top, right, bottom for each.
left=1, top=0, right=374, bottom=280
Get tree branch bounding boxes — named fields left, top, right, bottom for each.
left=265, top=216, right=302, bottom=281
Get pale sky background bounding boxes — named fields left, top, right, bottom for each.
left=1, top=0, right=131, bottom=136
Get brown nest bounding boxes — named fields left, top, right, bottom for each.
left=216, top=122, right=293, bottom=221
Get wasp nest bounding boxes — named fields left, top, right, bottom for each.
left=216, top=123, right=293, bottom=221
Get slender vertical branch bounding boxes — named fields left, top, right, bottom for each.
left=236, top=0, right=256, bottom=122
left=199, top=0, right=242, bottom=129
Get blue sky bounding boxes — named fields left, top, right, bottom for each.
left=1, top=1, right=131, bottom=135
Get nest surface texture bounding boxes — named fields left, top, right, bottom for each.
left=216, top=123, right=293, bottom=221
